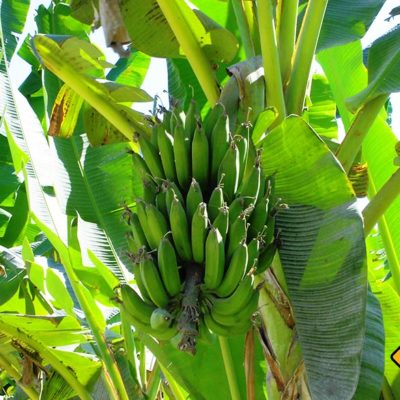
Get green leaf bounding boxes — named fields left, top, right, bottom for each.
left=367, top=232, right=400, bottom=397
left=262, top=116, right=366, bottom=399
left=319, top=41, right=400, bottom=300
left=0, top=208, right=11, bottom=237
left=317, top=0, right=384, bottom=51
left=48, top=83, right=84, bottom=138
left=304, top=74, right=338, bottom=139
left=0, top=0, right=30, bottom=60
left=106, top=51, right=151, bottom=88
left=120, top=0, right=238, bottom=62
left=252, top=108, right=278, bottom=145
left=353, top=289, right=385, bottom=400
left=347, top=26, right=400, bottom=111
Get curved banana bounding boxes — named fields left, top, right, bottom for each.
left=191, top=124, right=209, bottom=188
left=173, top=124, right=191, bottom=190
left=211, top=290, right=258, bottom=326
left=186, top=178, right=203, bottom=222
left=185, top=99, right=197, bottom=142
left=204, top=313, right=251, bottom=337
left=150, top=308, right=173, bottom=331
left=256, top=241, right=277, bottom=274
left=157, top=127, right=177, bottom=181
left=215, top=241, right=248, bottom=298
left=240, top=160, right=261, bottom=206
left=210, top=112, right=230, bottom=181
left=217, top=142, right=240, bottom=202
left=212, top=204, right=229, bottom=243
left=204, top=227, right=225, bottom=290
left=204, top=102, right=225, bottom=139
left=145, top=203, right=169, bottom=247
left=132, top=152, right=150, bottom=181
left=137, top=134, right=165, bottom=179
left=229, top=196, right=246, bottom=222
left=212, top=275, right=255, bottom=316
left=131, top=258, right=152, bottom=304
left=227, top=213, right=248, bottom=259
left=140, top=252, right=170, bottom=308
left=208, top=185, right=224, bottom=222
left=129, top=213, right=148, bottom=250
left=122, top=304, right=177, bottom=341
left=120, top=283, right=155, bottom=324
left=135, top=199, right=154, bottom=249
left=158, top=236, right=182, bottom=297
left=170, top=195, right=192, bottom=261
left=248, top=196, right=269, bottom=239
left=164, top=181, right=184, bottom=215
left=191, top=202, right=208, bottom=264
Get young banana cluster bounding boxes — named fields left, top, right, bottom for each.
left=119, top=101, right=279, bottom=354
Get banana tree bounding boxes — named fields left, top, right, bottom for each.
left=1, top=0, right=400, bottom=399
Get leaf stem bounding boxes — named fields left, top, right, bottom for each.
left=231, top=0, right=255, bottom=58
left=363, top=168, right=400, bottom=293
left=285, top=0, right=328, bottom=115
left=363, top=168, right=400, bottom=234
left=156, top=0, right=220, bottom=105
left=0, top=353, right=39, bottom=400
left=336, top=95, right=388, bottom=173
left=120, top=308, right=144, bottom=395
left=257, top=0, right=286, bottom=122
left=218, top=336, right=242, bottom=400
left=32, top=217, right=130, bottom=400
left=276, top=0, right=298, bottom=85
left=0, top=319, right=92, bottom=400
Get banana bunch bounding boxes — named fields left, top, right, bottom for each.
left=120, top=101, right=280, bottom=354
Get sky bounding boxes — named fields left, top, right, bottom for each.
left=9, top=0, right=400, bottom=136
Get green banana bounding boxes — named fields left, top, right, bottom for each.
left=120, top=283, right=155, bottom=324
left=264, top=216, right=276, bottom=245
left=217, top=142, right=240, bottom=202
left=191, top=124, right=209, bottom=188
left=129, top=213, right=148, bottom=250
left=186, top=178, right=204, bottom=222
left=126, top=231, right=140, bottom=254
left=211, top=290, right=258, bottom=326
left=162, top=109, right=173, bottom=134
left=137, top=134, right=165, bottom=179
left=203, top=313, right=251, bottom=337
left=229, top=196, right=246, bottom=222
left=210, top=112, right=230, bottom=181
left=158, top=236, right=182, bottom=297
left=215, top=241, right=248, bottom=298
left=164, top=181, right=184, bottom=215
left=173, top=124, right=191, bottom=190
left=233, top=135, right=248, bottom=183
left=170, top=105, right=183, bottom=135
left=150, top=123, right=161, bottom=147
left=142, top=178, right=157, bottom=204
left=122, top=304, right=177, bottom=341
left=140, top=252, right=170, bottom=308
left=150, top=308, right=173, bottom=331
left=157, top=127, right=177, bottom=181
left=185, top=98, right=197, bottom=141
left=135, top=199, right=154, bottom=249
left=170, top=195, right=192, bottom=261
left=204, top=102, right=225, bottom=139
left=212, top=275, right=255, bottom=316
left=155, top=189, right=168, bottom=217
left=247, top=237, right=261, bottom=273
left=212, top=204, right=229, bottom=243
left=240, top=158, right=261, bottom=206
left=227, top=213, right=248, bottom=259
left=257, top=241, right=277, bottom=274
left=248, top=196, right=269, bottom=239
left=130, top=256, right=152, bottom=303
left=191, top=202, right=209, bottom=264
left=132, top=152, right=150, bottom=181
left=204, top=227, right=225, bottom=290
left=145, top=203, right=169, bottom=248
left=208, top=185, right=224, bottom=222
